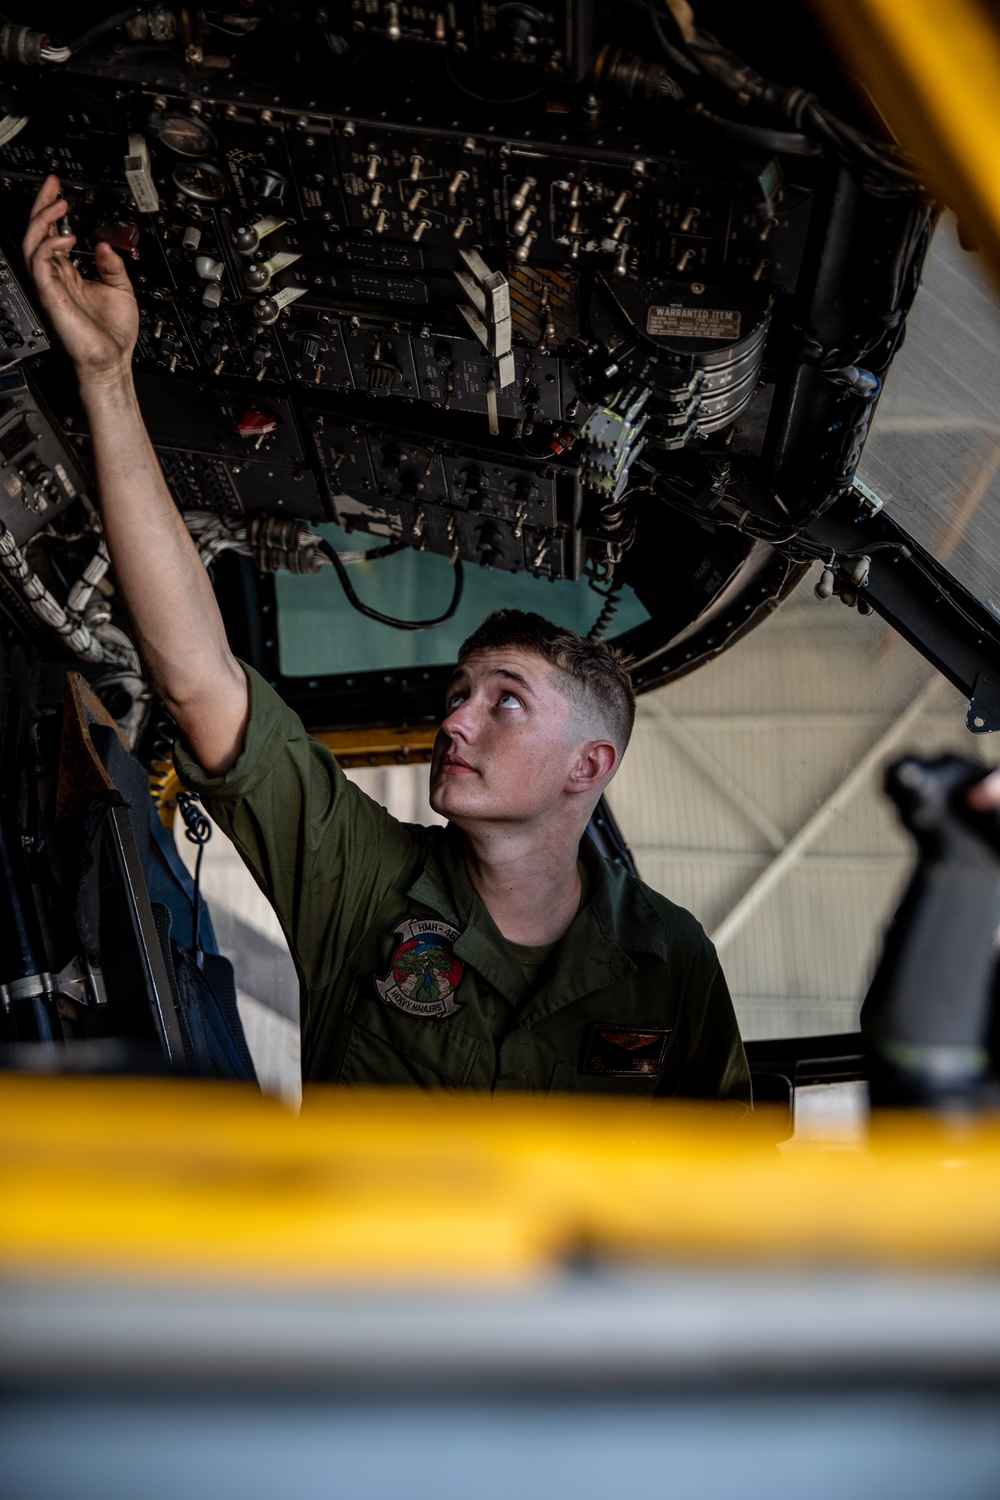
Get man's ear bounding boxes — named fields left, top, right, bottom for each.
left=566, top=740, right=618, bottom=796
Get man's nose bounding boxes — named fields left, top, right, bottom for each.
left=441, top=697, right=478, bottom=741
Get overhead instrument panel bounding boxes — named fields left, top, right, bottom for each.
left=0, top=0, right=975, bottom=738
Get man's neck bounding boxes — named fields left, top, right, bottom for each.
left=459, top=821, right=585, bottom=947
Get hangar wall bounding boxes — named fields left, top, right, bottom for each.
left=180, top=571, right=996, bottom=1098
left=611, top=577, right=993, bottom=1040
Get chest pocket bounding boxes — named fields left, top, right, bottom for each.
left=339, top=979, right=484, bottom=1089
left=548, top=1059, right=662, bottom=1097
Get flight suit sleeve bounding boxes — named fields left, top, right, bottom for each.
left=172, top=662, right=422, bottom=992
left=657, top=917, right=752, bottom=1108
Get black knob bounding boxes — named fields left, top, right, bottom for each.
left=364, top=350, right=402, bottom=393
left=250, top=169, right=287, bottom=202
left=20, top=455, right=53, bottom=487
left=232, top=224, right=260, bottom=254
left=242, top=263, right=270, bottom=292
left=252, top=297, right=280, bottom=325
left=499, top=4, right=539, bottom=50
left=478, top=523, right=504, bottom=569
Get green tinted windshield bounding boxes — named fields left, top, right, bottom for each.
left=276, top=523, right=650, bottom=676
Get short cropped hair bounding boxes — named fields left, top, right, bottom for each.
left=458, top=609, right=636, bottom=754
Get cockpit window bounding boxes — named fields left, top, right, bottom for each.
left=859, top=215, right=1000, bottom=622
left=276, top=522, right=650, bottom=677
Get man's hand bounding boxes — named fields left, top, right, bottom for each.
left=22, top=174, right=139, bottom=379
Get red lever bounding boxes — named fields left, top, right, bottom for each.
left=237, top=410, right=278, bottom=437
left=93, top=223, right=140, bottom=260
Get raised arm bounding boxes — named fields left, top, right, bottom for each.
left=22, top=175, right=248, bottom=773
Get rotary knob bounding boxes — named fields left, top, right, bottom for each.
left=293, top=329, right=329, bottom=364
left=363, top=340, right=401, bottom=394
left=477, top=523, right=504, bottom=570
left=250, top=168, right=287, bottom=202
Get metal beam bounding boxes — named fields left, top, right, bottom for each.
left=639, top=703, right=788, bottom=852
left=709, top=676, right=944, bottom=951
left=631, top=848, right=908, bottom=873
left=658, top=709, right=965, bottom=733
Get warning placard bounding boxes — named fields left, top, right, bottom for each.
left=647, top=305, right=742, bottom=340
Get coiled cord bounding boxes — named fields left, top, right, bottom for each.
left=175, top=790, right=211, bottom=965
left=587, top=582, right=624, bottom=643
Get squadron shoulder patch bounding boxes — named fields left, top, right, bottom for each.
left=375, top=917, right=466, bottom=1019
left=579, top=1023, right=671, bottom=1077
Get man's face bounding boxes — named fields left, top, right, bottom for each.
left=429, top=649, right=587, bottom=826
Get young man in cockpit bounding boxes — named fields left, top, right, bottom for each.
left=24, top=175, right=750, bottom=1101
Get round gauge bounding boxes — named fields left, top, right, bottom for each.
left=157, top=112, right=218, bottom=157
left=171, top=160, right=229, bottom=203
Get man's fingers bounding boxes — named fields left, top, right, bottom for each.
left=29, top=173, right=62, bottom=216
left=22, top=196, right=68, bottom=260
left=25, top=226, right=76, bottom=277
left=93, top=241, right=131, bottom=289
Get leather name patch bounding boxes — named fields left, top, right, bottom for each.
left=578, top=1023, right=671, bottom=1078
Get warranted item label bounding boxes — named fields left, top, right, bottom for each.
left=647, top=304, right=742, bottom=340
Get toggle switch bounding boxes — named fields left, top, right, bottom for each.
left=510, top=176, right=536, bottom=212
left=194, top=254, right=225, bottom=281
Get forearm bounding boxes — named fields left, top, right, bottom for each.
left=21, top=176, right=247, bottom=770
left=81, top=367, right=247, bottom=765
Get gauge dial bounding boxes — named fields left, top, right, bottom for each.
left=171, top=160, right=228, bottom=203
left=157, top=113, right=218, bottom=157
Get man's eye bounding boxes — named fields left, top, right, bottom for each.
left=498, top=691, right=522, bottom=708
left=446, top=693, right=465, bottom=711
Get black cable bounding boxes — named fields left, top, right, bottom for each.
left=176, top=791, right=211, bottom=967
left=647, top=4, right=923, bottom=195
left=355, top=541, right=407, bottom=561
left=517, top=442, right=558, bottom=464
left=686, top=105, right=818, bottom=157
left=646, top=2, right=700, bottom=75
left=319, top=539, right=464, bottom=630
left=64, top=6, right=143, bottom=55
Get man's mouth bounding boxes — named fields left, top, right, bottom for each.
left=440, top=753, right=476, bottom=773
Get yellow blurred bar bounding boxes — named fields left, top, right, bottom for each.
left=813, top=0, right=1000, bottom=281
left=3, top=1077, right=1000, bottom=1285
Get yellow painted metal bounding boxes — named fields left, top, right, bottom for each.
left=150, top=758, right=182, bottom=829
left=812, top=0, right=1000, bottom=282
left=3, top=1076, right=1000, bottom=1286
left=310, top=725, right=438, bottom=767
left=148, top=722, right=440, bottom=827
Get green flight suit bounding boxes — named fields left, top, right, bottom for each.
left=176, top=664, right=751, bottom=1103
